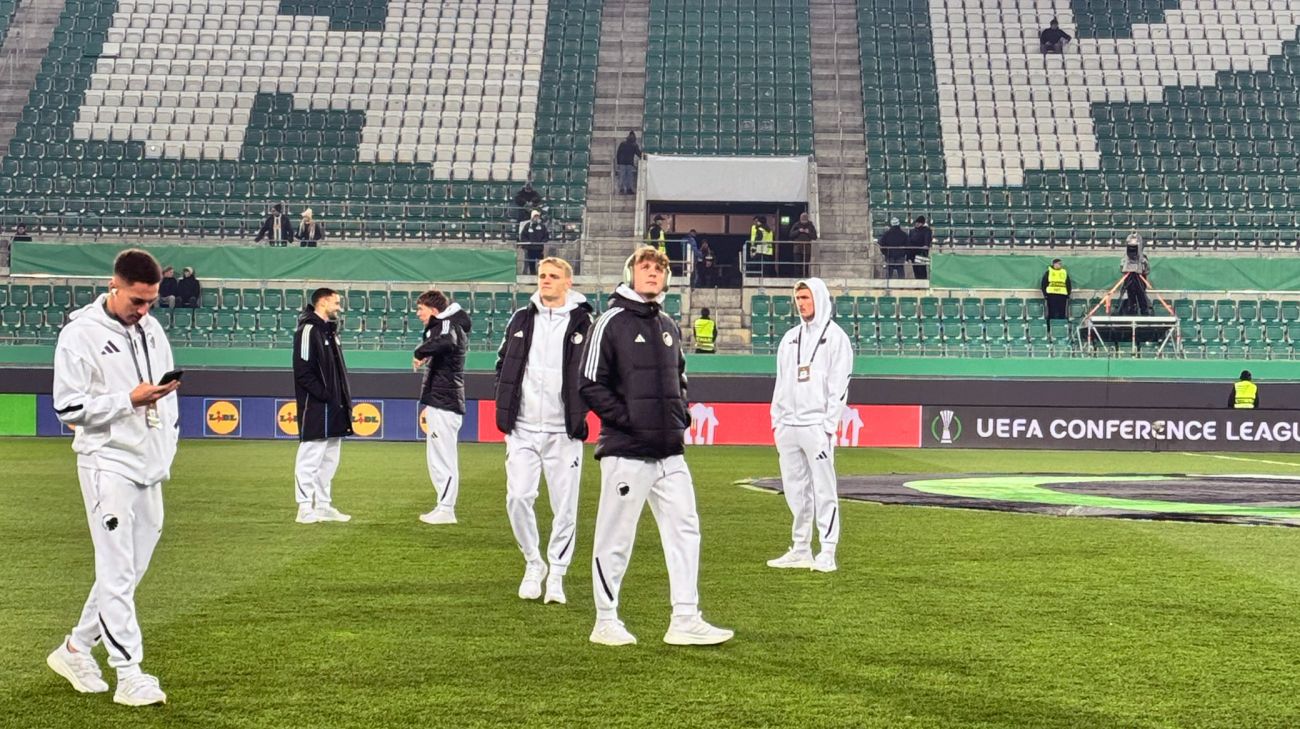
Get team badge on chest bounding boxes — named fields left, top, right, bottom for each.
left=662, top=332, right=673, bottom=346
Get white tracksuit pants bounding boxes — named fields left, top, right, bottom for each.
left=774, top=423, right=840, bottom=551
left=295, top=437, right=342, bottom=507
left=591, top=455, right=701, bottom=621
left=425, top=407, right=463, bottom=509
left=505, top=429, right=583, bottom=573
left=69, top=467, right=164, bottom=670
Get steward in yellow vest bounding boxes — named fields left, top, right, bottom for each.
left=1040, top=258, right=1072, bottom=327
left=1230, top=370, right=1258, bottom=408
left=647, top=215, right=668, bottom=255
left=694, top=308, right=717, bottom=353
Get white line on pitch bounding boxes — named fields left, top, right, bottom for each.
left=1181, top=452, right=1300, bottom=468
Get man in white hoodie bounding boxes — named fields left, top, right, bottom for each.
left=47, top=249, right=180, bottom=706
left=768, top=278, right=853, bottom=573
left=493, top=257, right=594, bottom=604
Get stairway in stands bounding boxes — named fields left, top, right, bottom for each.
left=581, top=0, right=648, bottom=279
left=0, top=0, right=64, bottom=163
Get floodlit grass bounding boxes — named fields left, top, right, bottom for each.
left=4, top=439, right=1300, bottom=728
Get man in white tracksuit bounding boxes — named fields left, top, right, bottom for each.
left=581, top=246, right=733, bottom=647
left=768, top=277, right=853, bottom=573
left=47, top=249, right=180, bottom=706
left=494, top=257, right=594, bottom=604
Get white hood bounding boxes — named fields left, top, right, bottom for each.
left=770, top=279, right=854, bottom=434
left=52, top=294, right=179, bottom=484
left=530, top=288, right=587, bottom=314
left=517, top=289, right=587, bottom=433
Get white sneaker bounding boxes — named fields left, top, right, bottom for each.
left=47, top=639, right=108, bottom=693
left=518, top=561, right=547, bottom=600
left=543, top=573, right=566, bottom=605
left=418, top=507, right=457, bottom=525
left=589, top=619, right=637, bottom=646
left=314, top=504, right=352, bottom=522
left=663, top=615, right=734, bottom=646
left=811, top=551, right=838, bottom=573
left=766, top=548, right=814, bottom=569
left=113, top=673, right=167, bottom=706
left=295, top=504, right=319, bottom=524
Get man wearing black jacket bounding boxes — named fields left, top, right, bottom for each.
left=495, top=257, right=593, bottom=604
left=413, top=289, right=470, bottom=525
left=254, top=203, right=293, bottom=246
left=581, top=246, right=733, bottom=648
left=292, top=288, right=353, bottom=524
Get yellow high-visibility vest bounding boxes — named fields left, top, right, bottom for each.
left=693, top=318, right=716, bottom=352
left=648, top=227, right=666, bottom=254
left=1234, top=380, right=1258, bottom=408
left=749, top=225, right=774, bottom=256
left=1045, top=267, right=1069, bottom=296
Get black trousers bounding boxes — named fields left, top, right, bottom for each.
left=1045, top=294, right=1069, bottom=321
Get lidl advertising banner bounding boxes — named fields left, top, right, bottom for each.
left=920, top=405, right=1300, bottom=452
left=33, top=395, right=922, bottom=447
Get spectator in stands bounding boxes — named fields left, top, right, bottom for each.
left=678, top=228, right=700, bottom=279
left=1040, top=258, right=1071, bottom=329
left=877, top=217, right=908, bottom=279
left=789, top=212, right=818, bottom=278
left=177, top=267, right=200, bottom=307
left=1040, top=19, right=1071, bottom=54
left=158, top=267, right=178, bottom=308
left=697, top=239, right=716, bottom=288
left=907, top=216, right=933, bottom=279
left=12, top=222, right=32, bottom=243
left=1230, top=370, right=1259, bottom=409
left=298, top=209, right=324, bottom=247
left=254, top=204, right=293, bottom=246
left=518, top=210, right=549, bottom=275
left=748, top=216, right=775, bottom=276
left=512, top=181, right=544, bottom=223
left=615, top=131, right=644, bottom=195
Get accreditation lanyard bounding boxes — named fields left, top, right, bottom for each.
left=795, top=320, right=830, bottom=383
left=124, top=322, right=161, bottom=429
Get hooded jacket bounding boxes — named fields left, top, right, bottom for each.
left=580, top=284, right=689, bottom=460
left=52, top=294, right=179, bottom=484
left=495, top=289, right=594, bottom=439
left=771, top=278, right=854, bottom=434
left=293, top=308, right=354, bottom=441
left=416, top=301, right=470, bottom=414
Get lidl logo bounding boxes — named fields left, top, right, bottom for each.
left=352, top=401, right=383, bottom=438
left=275, top=399, right=299, bottom=438
left=204, top=399, right=242, bottom=437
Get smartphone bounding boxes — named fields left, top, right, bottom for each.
left=158, top=369, right=184, bottom=386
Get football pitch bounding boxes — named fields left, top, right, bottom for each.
left=5, top=438, right=1300, bottom=728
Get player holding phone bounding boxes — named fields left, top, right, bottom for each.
left=47, top=249, right=180, bottom=706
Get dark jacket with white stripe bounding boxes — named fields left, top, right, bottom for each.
left=494, top=290, right=594, bottom=440
left=415, top=302, right=470, bottom=415
left=580, top=284, right=689, bottom=460
left=293, top=309, right=353, bottom=441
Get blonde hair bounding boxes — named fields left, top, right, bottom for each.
left=538, top=256, right=573, bottom=278
left=302, top=209, right=314, bottom=220
left=628, top=245, right=669, bottom=272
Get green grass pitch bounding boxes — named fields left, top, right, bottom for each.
left=5, top=438, right=1300, bottom=728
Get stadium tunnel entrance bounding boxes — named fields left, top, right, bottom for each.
left=641, top=155, right=814, bottom=285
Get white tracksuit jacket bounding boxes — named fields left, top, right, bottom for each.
left=770, top=277, right=854, bottom=433
left=52, top=295, right=179, bottom=484
left=516, top=289, right=587, bottom=432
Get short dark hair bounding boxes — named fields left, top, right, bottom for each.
left=273, top=203, right=283, bottom=212
left=417, top=289, right=448, bottom=311
left=915, top=216, right=927, bottom=224
left=701, top=307, right=711, bottom=317
left=1241, top=370, right=1252, bottom=381
left=113, top=248, right=162, bottom=285
left=310, top=287, right=338, bottom=306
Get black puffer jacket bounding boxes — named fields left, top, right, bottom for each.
left=495, top=291, right=594, bottom=440
left=292, top=309, right=353, bottom=441
left=415, top=302, right=470, bottom=414
left=580, top=284, right=689, bottom=460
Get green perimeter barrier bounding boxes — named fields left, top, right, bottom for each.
left=932, top=253, right=1300, bottom=292
left=0, top=394, right=36, bottom=435
left=0, top=346, right=1286, bottom=381
left=10, top=242, right=516, bottom=283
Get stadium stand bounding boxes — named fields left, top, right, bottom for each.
left=861, top=0, right=1300, bottom=246
left=642, top=0, right=815, bottom=156
left=0, top=0, right=600, bottom=238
